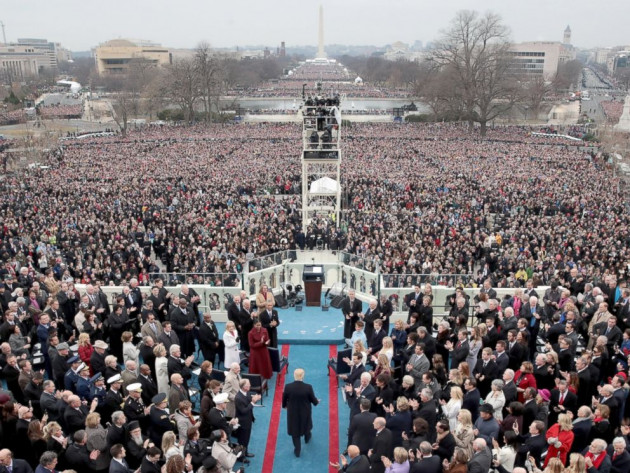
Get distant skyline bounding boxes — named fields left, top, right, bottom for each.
left=3, top=0, right=630, bottom=52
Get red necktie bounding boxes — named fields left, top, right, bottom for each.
left=456, top=341, right=462, bottom=349
left=559, top=393, right=565, bottom=405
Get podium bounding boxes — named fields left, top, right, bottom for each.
left=303, top=265, right=324, bottom=307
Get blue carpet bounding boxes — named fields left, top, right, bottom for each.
left=274, top=345, right=334, bottom=472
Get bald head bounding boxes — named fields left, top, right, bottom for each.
left=347, top=445, right=360, bottom=459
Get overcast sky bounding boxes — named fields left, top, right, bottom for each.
left=4, top=0, right=629, bottom=51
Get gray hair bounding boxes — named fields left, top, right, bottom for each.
left=421, top=388, right=433, bottom=400
left=169, top=344, right=180, bottom=355
left=504, top=369, right=515, bottom=380
left=613, top=437, right=627, bottom=447
left=360, top=372, right=372, bottom=382
left=591, top=438, right=607, bottom=452
left=491, top=379, right=504, bottom=390
left=402, top=375, right=414, bottom=386
left=40, top=451, right=57, bottom=467
left=419, top=441, right=432, bottom=455
left=111, top=411, right=125, bottom=424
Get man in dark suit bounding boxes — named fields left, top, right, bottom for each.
left=405, top=285, right=423, bottom=317
left=417, top=389, right=439, bottom=442
left=368, top=417, right=393, bottom=473
left=570, top=407, right=593, bottom=455
left=342, top=289, right=363, bottom=339
left=138, top=364, right=158, bottom=406
left=109, top=443, right=135, bottom=473
left=2, top=355, right=23, bottom=403
left=594, top=317, right=623, bottom=353
left=607, top=438, right=630, bottom=472
left=462, top=378, right=481, bottom=422
left=170, top=298, right=196, bottom=358
left=557, top=338, right=574, bottom=372
left=64, top=430, right=99, bottom=471
left=348, top=399, right=377, bottom=455
left=198, top=312, right=220, bottom=364
left=494, top=341, right=510, bottom=375
left=506, top=330, right=525, bottom=370
left=167, top=344, right=193, bottom=390
left=345, top=372, right=377, bottom=421
left=140, top=447, right=162, bottom=473
left=340, top=353, right=366, bottom=387
left=484, top=317, right=501, bottom=351
left=522, top=388, right=539, bottom=431
left=367, top=320, right=386, bottom=357
left=548, top=380, right=577, bottom=425
left=226, top=295, right=242, bottom=331
left=167, top=373, right=189, bottom=412
left=235, top=378, right=261, bottom=458
left=468, top=439, right=492, bottom=473
left=533, top=354, right=556, bottom=391
left=447, top=329, right=469, bottom=369
left=473, top=348, right=500, bottom=398
left=65, top=394, right=97, bottom=436
left=502, top=370, right=517, bottom=410
left=259, top=301, right=280, bottom=348
left=411, top=441, right=441, bottom=473
left=331, top=445, right=370, bottom=473
left=583, top=439, right=612, bottom=473
left=282, top=368, right=319, bottom=457
left=361, top=299, right=381, bottom=342
left=158, top=321, right=179, bottom=352
left=596, top=385, right=620, bottom=431
left=0, top=447, right=34, bottom=473
left=515, top=420, right=547, bottom=468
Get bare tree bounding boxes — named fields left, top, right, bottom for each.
left=430, top=10, right=516, bottom=136
left=166, top=58, right=200, bottom=123
left=522, top=75, right=552, bottom=118
left=194, top=42, right=224, bottom=122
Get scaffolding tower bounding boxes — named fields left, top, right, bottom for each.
left=300, top=99, right=342, bottom=234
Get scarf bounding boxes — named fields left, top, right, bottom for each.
left=585, top=451, right=607, bottom=469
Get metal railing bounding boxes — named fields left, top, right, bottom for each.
left=148, top=272, right=241, bottom=287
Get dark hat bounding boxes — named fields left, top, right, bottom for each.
left=152, top=393, right=167, bottom=404
left=480, top=403, right=494, bottom=414
left=202, top=456, right=217, bottom=469
left=90, top=373, right=103, bottom=383
left=128, top=420, right=140, bottom=431
left=67, top=355, right=80, bottom=364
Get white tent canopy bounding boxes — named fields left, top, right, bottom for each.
left=309, top=177, right=339, bottom=194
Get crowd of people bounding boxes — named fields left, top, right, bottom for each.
left=0, top=275, right=287, bottom=473
left=332, top=274, right=630, bottom=473
left=600, top=100, right=624, bottom=122
left=38, top=104, right=83, bottom=120
left=2, top=121, right=625, bottom=291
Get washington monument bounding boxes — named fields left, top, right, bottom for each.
left=317, top=5, right=327, bottom=59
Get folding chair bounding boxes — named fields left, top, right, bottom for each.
left=327, top=348, right=352, bottom=377
left=242, top=373, right=268, bottom=405
left=268, top=347, right=289, bottom=386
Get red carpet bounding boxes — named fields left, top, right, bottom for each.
left=262, top=344, right=291, bottom=473
left=328, top=345, right=339, bottom=469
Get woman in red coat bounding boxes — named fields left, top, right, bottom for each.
left=248, top=320, right=273, bottom=379
left=514, top=361, right=537, bottom=403
left=544, top=413, right=574, bottom=467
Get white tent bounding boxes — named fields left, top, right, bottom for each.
left=309, top=177, right=339, bottom=194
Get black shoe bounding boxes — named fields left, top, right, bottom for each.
left=246, top=453, right=255, bottom=458
left=305, top=432, right=311, bottom=444
left=241, top=458, right=250, bottom=465
left=294, top=448, right=301, bottom=457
